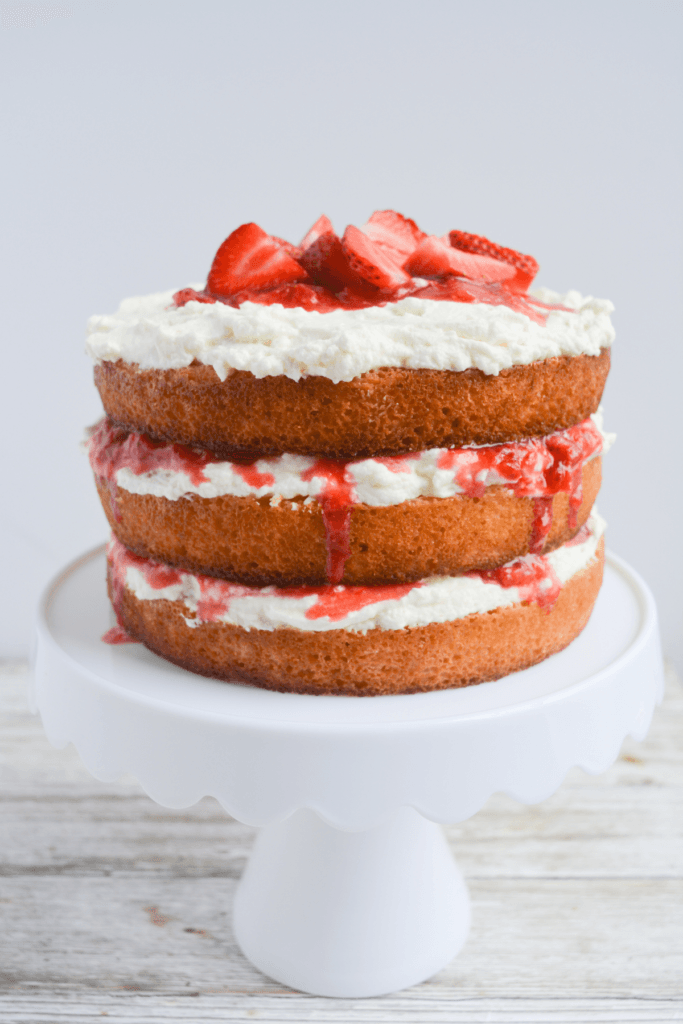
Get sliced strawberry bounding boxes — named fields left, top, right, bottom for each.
left=299, top=230, right=375, bottom=295
left=173, top=288, right=217, bottom=307
left=449, top=231, right=539, bottom=291
left=404, top=236, right=516, bottom=284
left=206, top=223, right=307, bottom=297
left=341, top=224, right=412, bottom=291
left=230, top=282, right=343, bottom=313
left=360, top=210, right=426, bottom=265
left=299, top=215, right=334, bottom=252
left=271, top=235, right=303, bottom=258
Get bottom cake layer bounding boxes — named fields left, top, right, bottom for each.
left=105, top=513, right=605, bottom=696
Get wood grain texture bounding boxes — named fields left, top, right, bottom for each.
left=1, top=658, right=682, bottom=1020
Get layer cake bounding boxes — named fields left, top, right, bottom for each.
left=85, top=211, right=615, bottom=695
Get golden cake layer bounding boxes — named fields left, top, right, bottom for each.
left=94, top=350, right=610, bottom=459
left=97, top=457, right=600, bottom=586
left=108, top=538, right=604, bottom=696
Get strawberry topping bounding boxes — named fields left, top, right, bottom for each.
left=404, top=235, right=516, bottom=284
left=206, top=223, right=307, bottom=297
left=299, top=214, right=335, bottom=251
left=171, top=211, right=557, bottom=322
left=359, top=210, right=426, bottom=266
left=299, top=230, right=373, bottom=295
left=449, top=231, right=539, bottom=291
left=341, top=224, right=412, bottom=291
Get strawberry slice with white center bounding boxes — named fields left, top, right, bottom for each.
left=341, top=224, right=412, bottom=291
left=360, top=210, right=426, bottom=265
left=206, top=223, right=307, bottom=297
left=299, top=214, right=335, bottom=251
left=404, top=235, right=516, bottom=284
left=449, top=231, right=539, bottom=291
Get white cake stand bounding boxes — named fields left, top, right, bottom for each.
left=33, top=546, right=663, bottom=998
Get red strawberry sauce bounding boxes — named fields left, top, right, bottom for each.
left=105, top=536, right=422, bottom=629
left=471, top=555, right=561, bottom=612
left=93, top=418, right=603, bottom=586
left=88, top=420, right=276, bottom=518
left=300, top=459, right=356, bottom=584
left=89, top=419, right=219, bottom=488
left=104, top=516, right=586, bottom=644
left=101, top=625, right=136, bottom=644
left=436, top=420, right=602, bottom=553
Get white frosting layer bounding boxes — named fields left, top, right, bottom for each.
left=86, top=287, right=614, bottom=383
left=105, top=411, right=614, bottom=507
left=115, top=511, right=605, bottom=634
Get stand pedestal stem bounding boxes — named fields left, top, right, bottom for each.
left=233, top=806, right=470, bottom=998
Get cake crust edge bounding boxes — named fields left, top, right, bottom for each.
left=95, top=350, right=611, bottom=459
left=109, top=538, right=604, bottom=696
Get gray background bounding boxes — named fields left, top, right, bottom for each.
left=1, top=0, right=681, bottom=665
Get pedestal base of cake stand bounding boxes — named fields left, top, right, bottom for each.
left=233, top=805, right=470, bottom=997
left=34, top=547, right=663, bottom=999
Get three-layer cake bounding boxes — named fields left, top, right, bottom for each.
left=86, top=211, right=614, bottom=695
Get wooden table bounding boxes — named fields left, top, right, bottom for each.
left=1, top=659, right=681, bottom=1022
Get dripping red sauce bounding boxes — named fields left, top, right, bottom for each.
left=437, top=419, right=603, bottom=553
left=300, top=459, right=356, bottom=585
left=105, top=535, right=422, bottom=627
left=89, top=418, right=275, bottom=497
left=472, top=554, right=562, bottom=612
left=101, top=624, right=136, bottom=644
left=88, top=419, right=220, bottom=487
left=97, top=418, right=602, bottom=584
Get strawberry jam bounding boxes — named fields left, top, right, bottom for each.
left=88, top=419, right=219, bottom=488
left=300, top=459, right=356, bottom=584
left=101, top=624, right=136, bottom=644
left=473, top=554, right=561, bottom=611
left=105, top=535, right=422, bottom=628
left=436, top=418, right=603, bottom=553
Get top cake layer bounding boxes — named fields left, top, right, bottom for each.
left=86, top=287, right=614, bottom=385
left=87, top=214, right=614, bottom=457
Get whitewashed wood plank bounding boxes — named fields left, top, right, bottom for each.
left=1, top=787, right=681, bottom=879
left=1, top=659, right=682, bottom=1016
left=1, top=991, right=682, bottom=1022
left=1, top=875, right=681, bottom=998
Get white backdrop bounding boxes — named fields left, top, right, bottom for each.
left=1, top=0, right=681, bottom=666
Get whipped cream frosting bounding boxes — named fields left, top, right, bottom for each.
left=109, top=511, right=605, bottom=635
left=91, top=412, right=614, bottom=508
left=86, top=287, right=614, bottom=383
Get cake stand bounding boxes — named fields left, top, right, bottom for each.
left=33, top=546, right=663, bottom=998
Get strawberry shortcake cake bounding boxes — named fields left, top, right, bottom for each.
left=86, top=210, right=614, bottom=695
